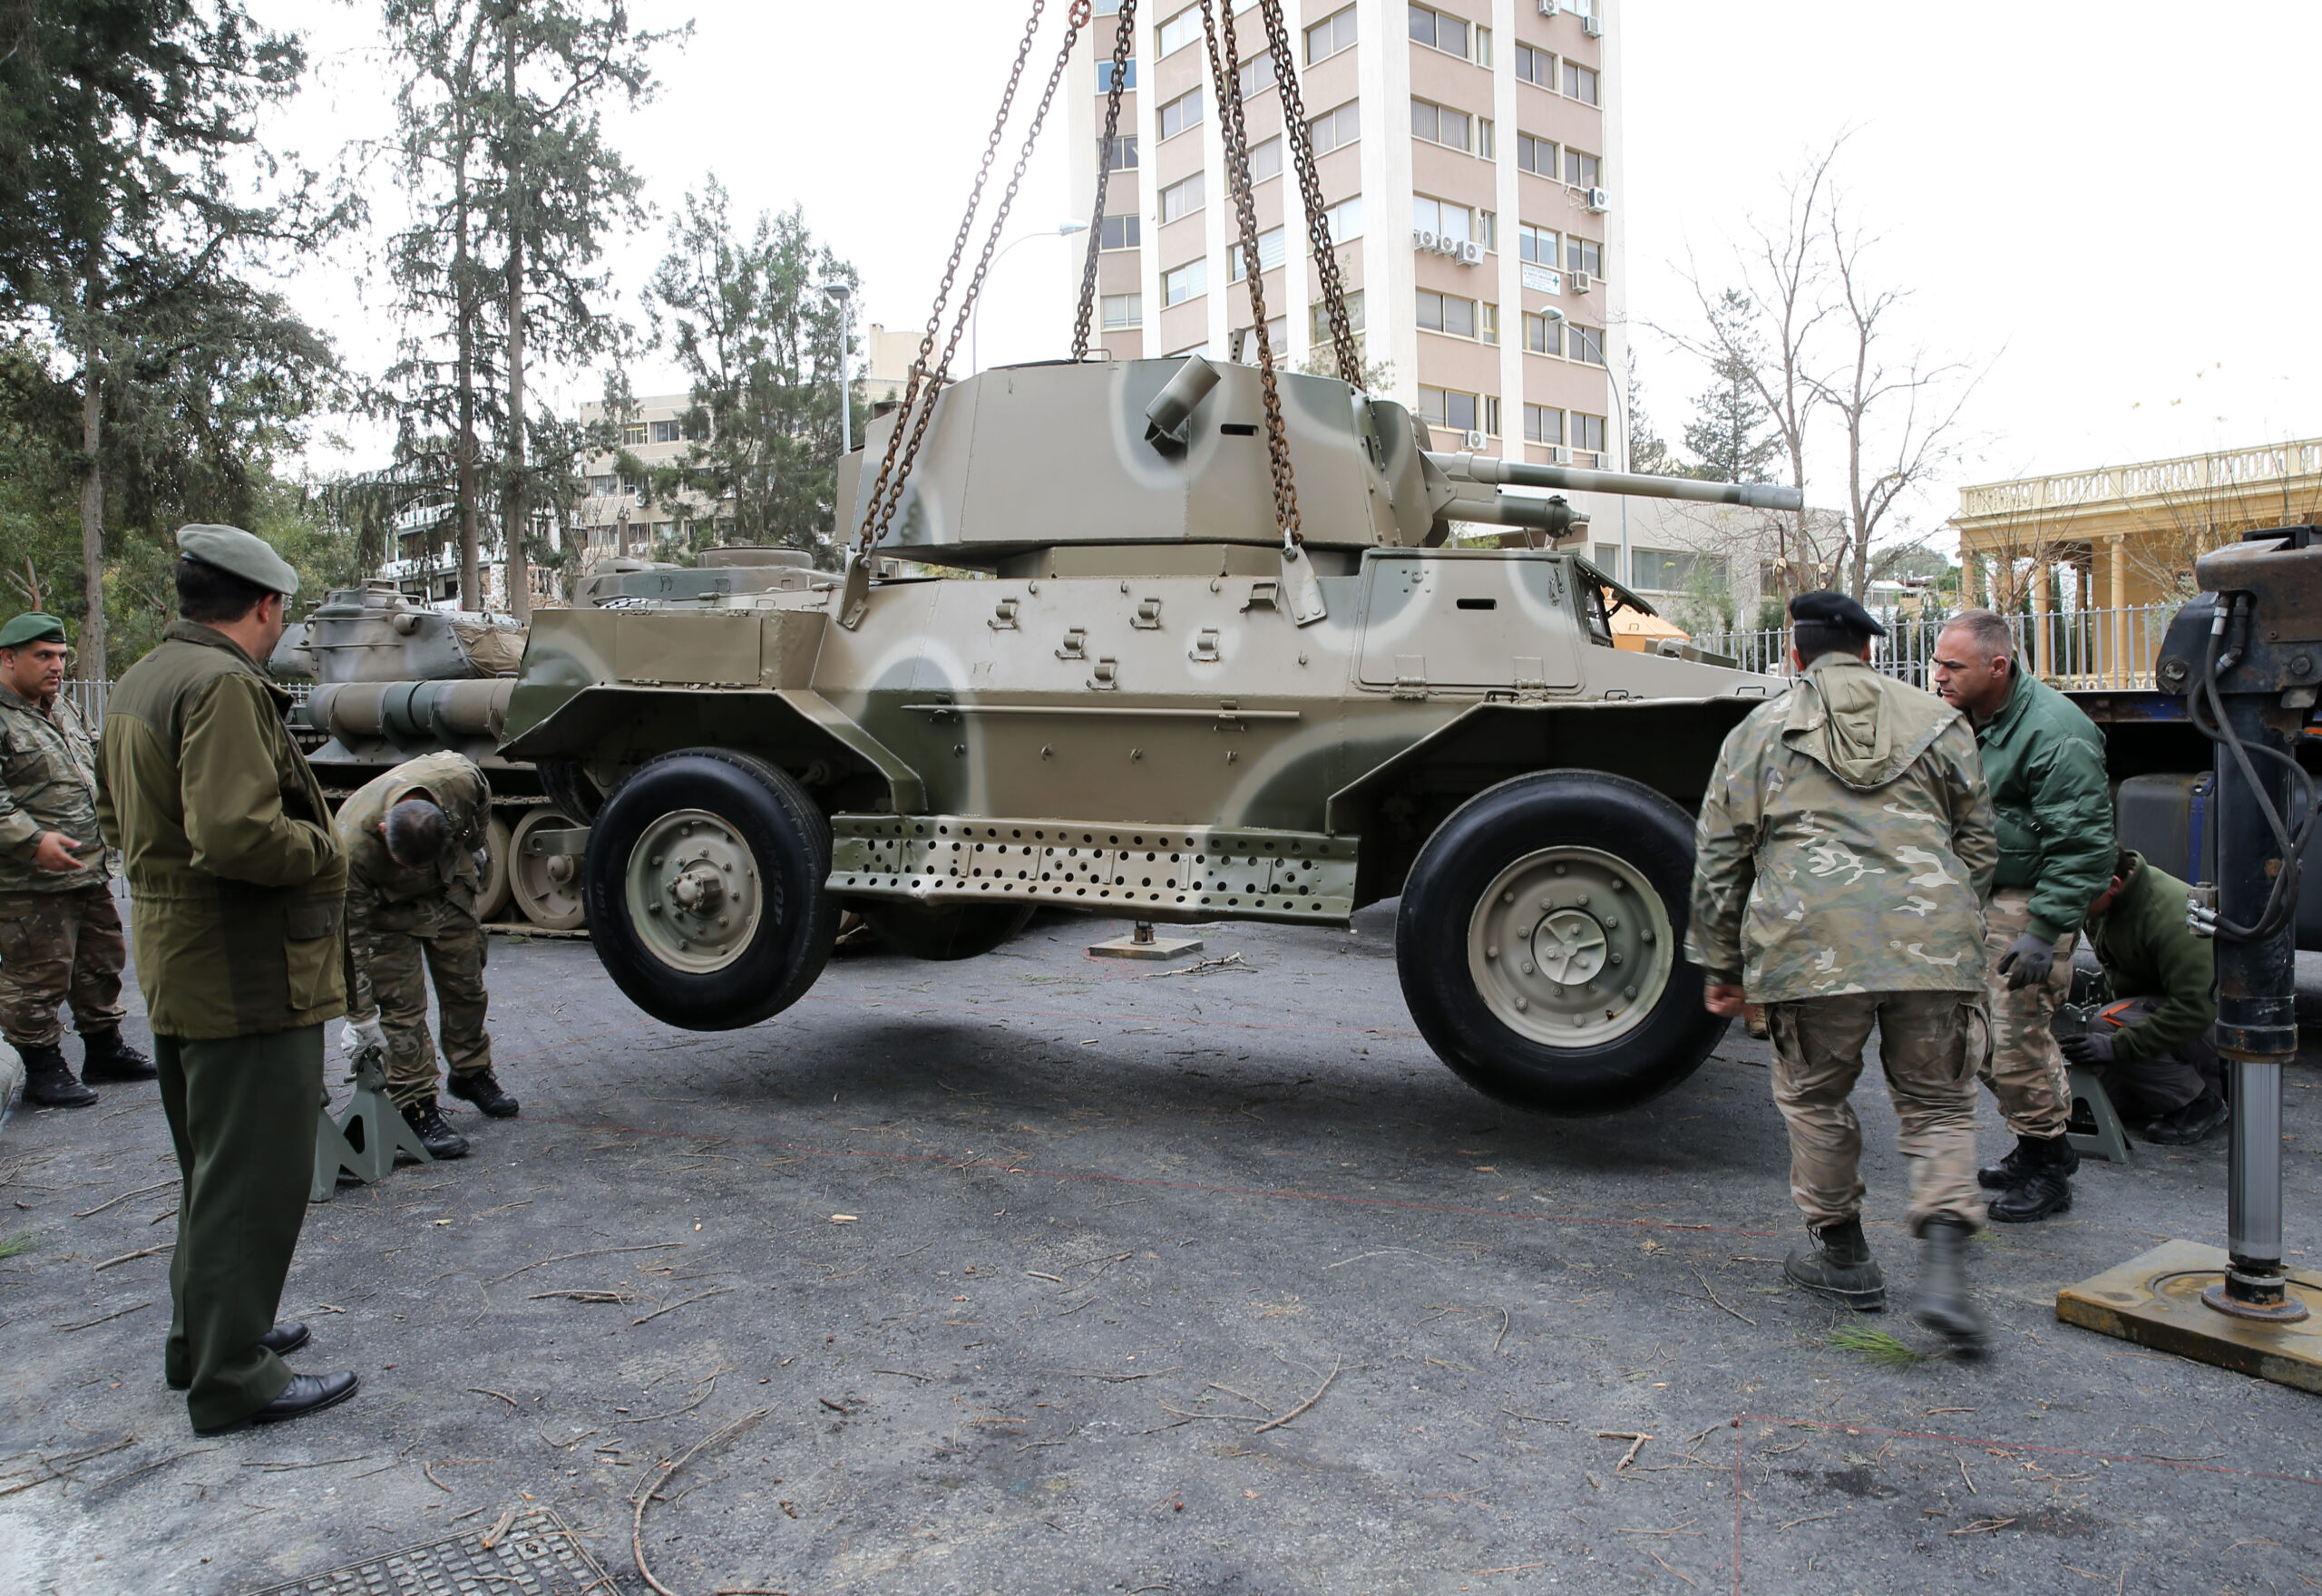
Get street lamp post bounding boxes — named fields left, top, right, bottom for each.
left=817, top=281, right=854, bottom=459
left=970, top=220, right=1090, bottom=376
left=1537, top=305, right=1630, bottom=583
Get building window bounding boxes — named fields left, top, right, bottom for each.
left=590, top=474, right=617, bottom=497
left=1419, top=385, right=1483, bottom=434
left=1479, top=303, right=1499, bottom=345
left=1562, top=61, right=1599, bottom=105
left=1099, top=213, right=1141, bottom=250
left=1485, top=394, right=1502, bottom=435
left=1569, top=322, right=1605, bottom=365
left=1515, top=43, right=1552, bottom=88
left=1309, top=99, right=1361, bottom=155
left=1305, top=5, right=1357, bottom=64
left=1228, top=226, right=1287, bottom=282
left=1632, top=549, right=1725, bottom=593
left=1162, top=258, right=1207, bottom=307
left=1409, top=4, right=1468, bottom=59
left=1231, top=316, right=1288, bottom=363
left=1098, top=57, right=1137, bottom=93
left=1564, top=147, right=1601, bottom=188
left=1101, top=134, right=1139, bottom=170
left=1237, top=49, right=1277, bottom=99
left=1311, top=288, right=1366, bottom=343
left=1102, top=292, right=1142, bottom=329
left=1411, top=194, right=1472, bottom=244
left=1517, top=132, right=1556, bottom=176
left=1160, top=171, right=1205, bottom=225
left=649, top=419, right=682, bottom=444
left=1573, top=412, right=1607, bottom=454
left=1524, top=310, right=1560, bottom=355
left=1159, top=87, right=1202, bottom=141
left=1524, top=404, right=1564, bottom=445
left=1410, top=97, right=1470, bottom=153
left=1519, top=222, right=1558, bottom=265
left=1566, top=235, right=1602, bottom=276
left=1591, top=541, right=1620, bottom=577
left=1248, top=134, right=1283, bottom=182
left=1156, top=5, right=1201, bottom=56
left=1416, top=289, right=1479, bottom=340
left=622, top=423, right=647, bottom=445
left=1322, top=194, right=1363, bottom=244
left=1477, top=117, right=1495, bottom=160
left=1477, top=209, right=1498, bottom=251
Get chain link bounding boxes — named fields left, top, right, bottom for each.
left=1200, top=1, right=1302, bottom=550
left=1255, top=0, right=1361, bottom=385
left=1071, top=0, right=1137, bottom=360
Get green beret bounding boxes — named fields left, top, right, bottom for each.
left=176, top=523, right=299, bottom=598
left=1788, top=589, right=1887, bottom=638
left=0, top=613, right=66, bottom=650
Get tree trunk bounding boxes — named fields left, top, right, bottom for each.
left=454, top=148, right=481, bottom=612
left=500, top=34, right=530, bottom=621
left=76, top=316, right=107, bottom=684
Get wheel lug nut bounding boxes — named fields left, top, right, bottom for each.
left=1576, top=895, right=1589, bottom=907
left=1513, top=997, right=1528, bottom=1011
left=1486, top=945, right=1498, bottom=959
left=1503, top=890, right=1515, bottom=903
left=1605, top=917, right=1618, bottom=929
left=1642, top=931, right=1654, bottom=944
left=1520, top=961, right=1535, bottom=975
left=1609, top=953, right=1622, bottom=966
left=1553, top=864, right=1567, bottom=876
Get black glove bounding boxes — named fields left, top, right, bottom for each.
left=1995, top=929, right=2055, bottom=991
left=2058, top=1030, right=2114, bottom=1068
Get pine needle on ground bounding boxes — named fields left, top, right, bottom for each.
left=1826, top=1322, right=1926, bottom=1367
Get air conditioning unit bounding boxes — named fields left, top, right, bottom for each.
left=1585, top=187, right=1610, bottom=213
left=1582, top=14, right=1604, bottom=35
left=1463, top=430, right=1488, bottom=451
left=1537, top=0, right=1559, bottom=13
left=1548, top=445, right=1572, bottom=464
left=1567, top=269, right=1593, bottom=295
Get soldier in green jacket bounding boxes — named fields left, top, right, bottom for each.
left=1691, top=592, right=2000, bottom=1353
left=94, top=525, right=360, bottom=1435
left=2060, top=848, right=2227, bottom=1145
left=0, top=611, right=152, bottom=1106
left=1933, top=608, right=2116, bottom=1224
left=337, top=749, right=516, bottom=1160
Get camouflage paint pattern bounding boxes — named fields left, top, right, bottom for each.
left=0, top=685, right=107, bottom=893
left=0, top=883, right=127, bottom=1047
left=346, top=886, right=492, bottom=1110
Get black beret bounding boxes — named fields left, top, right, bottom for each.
left=1788, top=589, right=1887, bottom=637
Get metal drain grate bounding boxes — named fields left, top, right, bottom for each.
left=242, top=1507, right=615, bottom=1595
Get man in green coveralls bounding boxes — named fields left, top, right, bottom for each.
left=0, top=611, right=152, bottom=1106
left=95, top=525, right=361, bottom=1434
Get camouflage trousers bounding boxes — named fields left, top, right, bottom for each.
left=1979, top=888, right=2076, bottom=1139
left=0, top=883, right=129, bottom=1049
left=1767, top=989, right=1989, bottom=1234
left=347, top=891, right=493, bottom=1111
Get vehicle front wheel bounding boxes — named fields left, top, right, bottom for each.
left=1396, top=771, right=1725, bottom=1116
left=582, top=751, right=837, bottom=1030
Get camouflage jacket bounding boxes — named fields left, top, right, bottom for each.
left=1687, top=655, right=2000, bottom=1001
left=337, top=751, right=491, bottom=915
left=0, top=683, right=108, bottom=893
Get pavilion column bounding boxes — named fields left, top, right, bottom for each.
left=2107, top=533, right=2128, bottom=686
left=2031, top=558, right=2053, bottom=681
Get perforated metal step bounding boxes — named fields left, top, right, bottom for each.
left=241, top=1507, right=613, bottom=1595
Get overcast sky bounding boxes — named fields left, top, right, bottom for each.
left=270, top=1, right=2322, bottom=538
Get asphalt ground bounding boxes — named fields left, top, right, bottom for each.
left=2, top=907, right=2318, bottom=1596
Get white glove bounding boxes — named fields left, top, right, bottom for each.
left=338, top=1017, right=386, bottom=1056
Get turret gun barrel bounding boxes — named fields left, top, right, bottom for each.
left=1427, top=452, right=1805, bottom=513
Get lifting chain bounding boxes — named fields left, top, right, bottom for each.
left=1254, top=0, right=1361, bottom=386
left=1070, top=0, right=1137, bottom=361
left=853, top=0, right=1090, bottom=577
left=1199, top=0, right=1302, bottom=550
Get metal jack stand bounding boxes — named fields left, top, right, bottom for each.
left=309, top=1045, right=433, bottom=1202
left=1088, top=920, right=1205, bottom=960
left=2057, top=526, right=2322, bottom=1390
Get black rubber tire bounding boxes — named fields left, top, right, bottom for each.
left=862, top=900, right=1036, bottom=961
left=1395, top=770, right=1727, bottom=1116
left=536, top=760, right=604, bottom=823
left=582, top=750, right=836, bottom=1030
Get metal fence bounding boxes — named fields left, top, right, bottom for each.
left=1688, top=604, right=2181, bottom=691
left=62, top=678, right=107, bottom=725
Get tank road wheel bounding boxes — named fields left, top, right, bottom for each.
left=475, top=813, right=514, bottom=924
left=582, top=751, right=837, bottom=1030
left=1396, top=771, right=1725, bottom=1116
left=510, top=807, right=588, bottom=931
left=862, top=900, right=1036, bottom=961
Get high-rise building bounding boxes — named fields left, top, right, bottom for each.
left=1066, top=0, right=1624, bottom=472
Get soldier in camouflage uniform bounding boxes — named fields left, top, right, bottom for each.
left=1689, top=591, right=1999, bottom=1352
left=336, top=751, right=516, bottom=1159
left=0, top=611, right=153, bottom=1107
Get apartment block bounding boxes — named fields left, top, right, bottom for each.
left=1065, top=0, right=1625, bottom=481
left=574, top=394, right=724, bottom=563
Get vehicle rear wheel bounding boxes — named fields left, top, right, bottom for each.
left=582, top=750, right=836, bottom=1030
left=475, top=813, right=513, bottom=923
left=510, top=806, right=588, bottom=931
left=861, top=900, right=1035, bottom=960
left=1396, top=771, right=1725, bottom=1116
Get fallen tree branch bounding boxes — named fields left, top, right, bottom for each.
left=631, top=1410, right=770, bottom=1596
left=1254, top=1355, right=1341, bottom=1435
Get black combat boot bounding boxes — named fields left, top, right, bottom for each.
left=446, top=1067, right=519, bottom=1118
left=2142, top=1090, right=2229, bottom=1147
left=1783, top=1216, right=1887, bottom=1311
left=1986, top=1135, right=2073, bottom=1223
left=1977, top=1132, right=2081, bottom=1190
left=1912, top=1216, right=1992, bottom=1353
left=19, top=1042, right=97, bottom=1108
left=80, top=1029, right=157, bottom=1082
left=401, top=1096, right=470, bottom=1160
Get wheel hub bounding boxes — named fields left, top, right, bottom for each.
left=1468, top=846, right=1673, bottom=1047
left=625, top=810, right=763, bottom=973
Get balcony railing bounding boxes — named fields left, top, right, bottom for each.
left=1687, top=604, right=2181, bottom=692
left=1956, top=438, right=2322, bottom=521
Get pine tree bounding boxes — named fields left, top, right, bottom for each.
left=1681, top=289, right=1780, bottom=485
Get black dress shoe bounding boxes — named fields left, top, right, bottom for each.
left=80, top=1030, right=158, bottom=1081
left=197, top=1371, right=360, bottom=1434
left=169, top=1321, right=313, bottom=1389
left=446, top=1067, right=520, bottom=1118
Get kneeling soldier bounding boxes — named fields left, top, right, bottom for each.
left=337, top=751, right=514, bottom=1159
left=1690, top=592, right=2000, bottom=1352
left=0, top=611, right=151, bottom=1105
